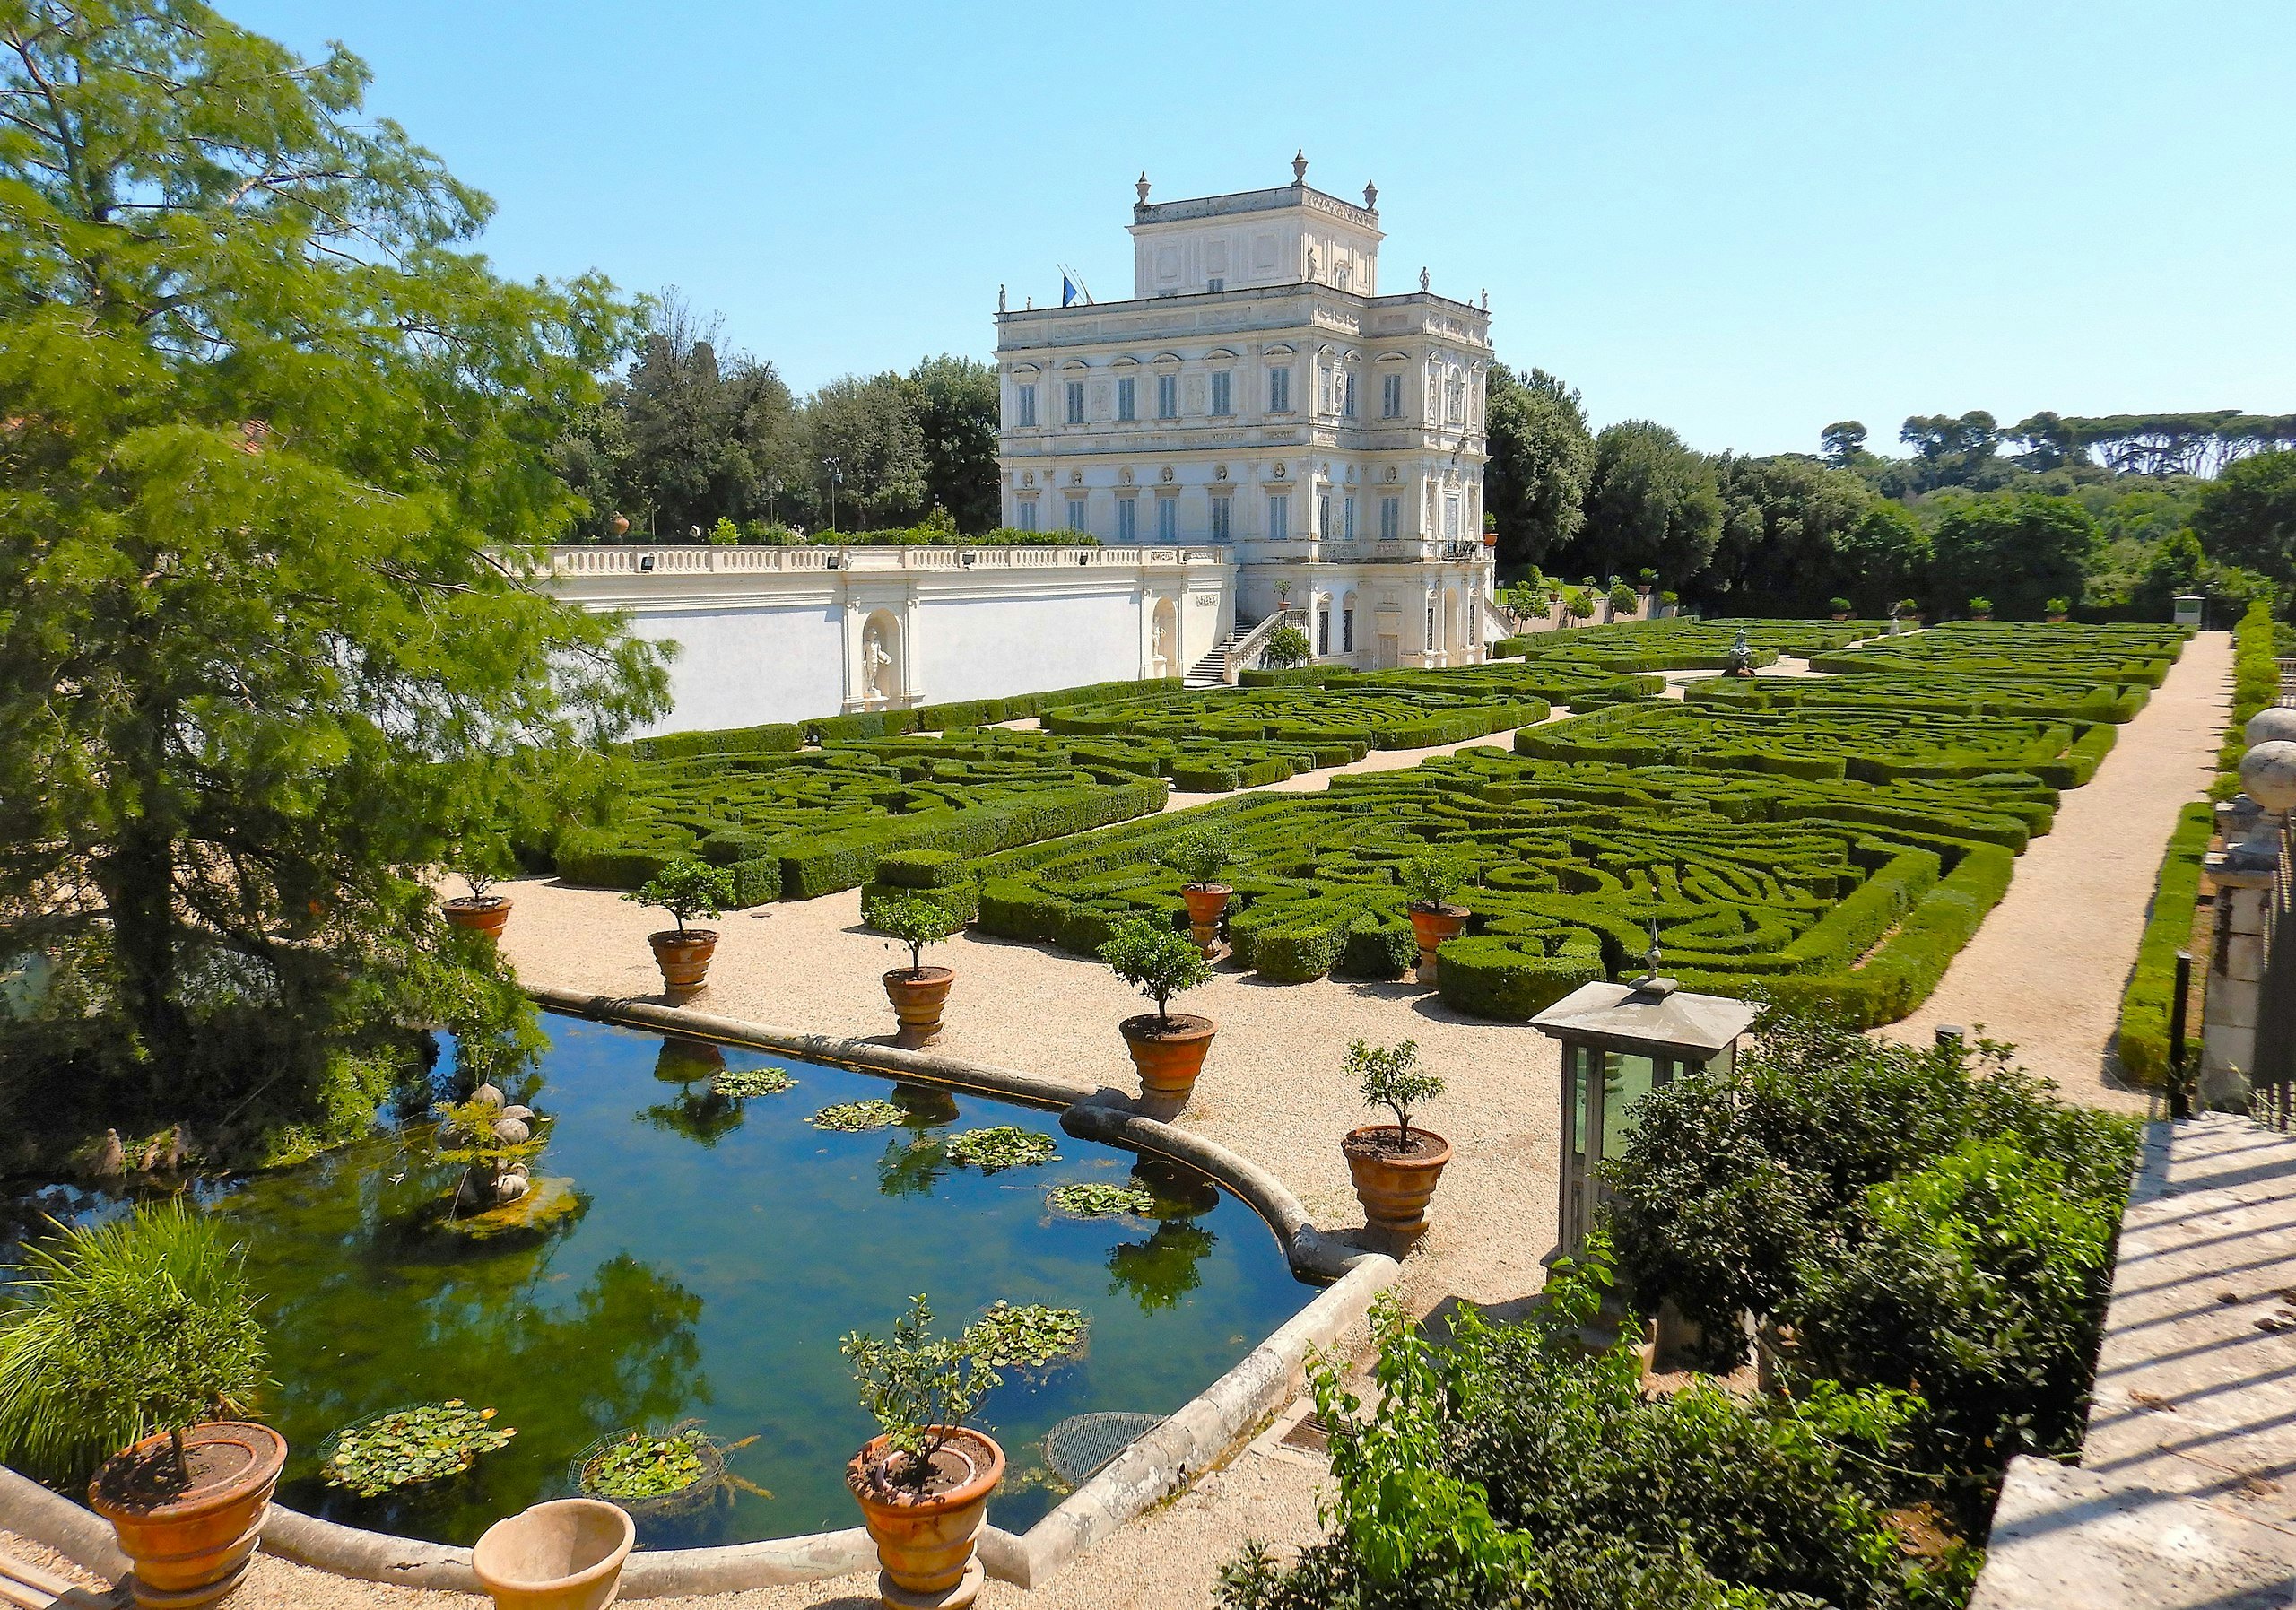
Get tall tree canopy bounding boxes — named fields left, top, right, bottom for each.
left=901, top=354, right=1000, bottom=533
left=1704, top=454, right=1873, bottom=613
left=2193, top=448, right=2296, bottom=594
left=1575, top=421, right=1723, bottom=587
left=0, top=1, right=665, bottom=1127
left=804, top=371, right=927, bottom=529
left=1482, top=364, right=1594, bottom=570
left=1925, top=493, right=2100, bottom=617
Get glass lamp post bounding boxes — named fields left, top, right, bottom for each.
left=1530, top=925, right=1755, bottom=1258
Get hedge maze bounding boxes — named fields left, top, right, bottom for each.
left=966, top=621, right=2192, bottom=1025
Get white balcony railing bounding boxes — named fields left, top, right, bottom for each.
left=544, top=544, right=1224, bottom=579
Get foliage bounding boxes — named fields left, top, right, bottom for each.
left=0, top=1, right=666, bottom=1140
left=1400, top=850, right=1467, bottom=909
left=1967, top=597, right=1992, bottom=614
left=1829, top=597, right=1854, bottom=614
left=2218, top=599, right=2281, bottom=795
left=582, top=1427, right=708, bottom=1501
left=810, top=1099, right=905, bottom=1132
left=2193, top=448, right=2296, bottom=596
left=1606, top=582, right=1639, bottom=613
left=806, top=370, right=929, bottom=529
left=1346, top=1039, right=1443, bottom=1147
left=1577, top=422, right=1724, bottom=587
left=1483, top=366, right=1596, bottom=570
left=1926, top=492, right=2101, bottom=619
left=1264, top=624, right=1314, bottom=669
left=324, top=1401, right=515, bottom=1498
left=1047, top=1181, right=1158, bottom=1218
left=0, top=1203, right=269, bottom=1483
left=900, top=355, right=1003, bottom=534
left=841, top=1294, right=1002, bottom=1491
left=713, top=1066, right=795, bottom=1098
left=1160, top=822, right=1239, bottom=888
left=964, top=1301, right=1086, bottom=1369
left=1704, top=452, right=1874, bottom=614
left=1789, top=1137, right=2122, bottom=1518
left=1099, top=918, right=1213, bottom=1024
left=627, top=858, right=735, bottom=935
left=1565, top=587, right=1596, bottom=620
left=1219, top=1262, right=1971, bottom=1610
left=866, top=892, right=962, bottom=974
left=944, top=1126, right=1057, bottom=1172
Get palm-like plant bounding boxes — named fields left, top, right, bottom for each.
left=0, top=1202, right=270, bottom=1484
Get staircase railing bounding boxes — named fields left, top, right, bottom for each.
left=1220, top=607, right=1306, bottom=684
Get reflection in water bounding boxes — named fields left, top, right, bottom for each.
left=874, top=1083, right=961, bottom=1199
left=642, top=1085, right=746, bottom=1147
left=1107, top=1221, right=1217, bottom=1314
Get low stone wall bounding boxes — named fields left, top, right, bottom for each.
left=2, top=993, right=1397, bottom=1600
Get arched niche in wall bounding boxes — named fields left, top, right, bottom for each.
left=859, top=608, right=903, bottom=706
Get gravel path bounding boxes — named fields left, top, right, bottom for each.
left=1874, top=630, right=2232, bottom=1111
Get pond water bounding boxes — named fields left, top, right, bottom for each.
left=2, top=1014, right=1309, bottom=1546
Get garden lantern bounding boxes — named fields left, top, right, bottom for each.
left=1531, top=934, right=1755, bottom=1258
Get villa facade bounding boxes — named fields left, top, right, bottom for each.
left=995, top=155, right=1497, bottom=670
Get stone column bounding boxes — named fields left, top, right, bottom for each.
left=2200, top=730, right=2296, bottom=1109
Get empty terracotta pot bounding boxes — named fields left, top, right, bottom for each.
left=442, top=895, right=512, bottom=940
left=848, top=1427, right=1004, bottom=1609
left=883, top=965, right=955, bottom=1047
left=1118, top=1013, right=1217, bottom=1102
left=1179, top=885, right=1231, bottom=956
left=1343, top=1124, right=1454, bottom=1241
left=648, top=929, right=718, bottom=999
left=471, top=1498, right=634, bottom=1610
left=1406, top=903, right=1470, bottom=983
left=89, top=1421, right=286, bottom=1609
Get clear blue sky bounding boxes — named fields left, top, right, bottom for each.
left=232, top=0, right=2294, bottom=458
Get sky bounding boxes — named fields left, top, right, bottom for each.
left=231, top=0, right=2296, bottom=458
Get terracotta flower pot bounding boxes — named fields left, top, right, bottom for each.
left=1343, top=1124, right=1454, bottom=1242
left=2047, top=613, right=2067, bottom=623
left=883, top=965, right=955, bottom=1047
left=1118, top=1013, right=1217, bottom=1101
left=89, top=1421, right=286, bottom=1609
left=848, top=1427, right=1004, bottom=1609
left=1180, top=884, right=1232, bottom=956
left=442, top=894, right=512, bottom=940
left=1830, top=612, right=1849, bottom=622
left=648, top=929, right=718, bottom=1000
left=472, top=1498, right=634, bottom=1610
left=1406, top=902, right=1470, bottom=983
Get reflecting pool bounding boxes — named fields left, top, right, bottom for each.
left=3, top=1014, right=1309, bottom=1545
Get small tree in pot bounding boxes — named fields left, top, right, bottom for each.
left=842, top=1294, right=1005, bottom=1608
left=1828, top=596, right=1854, bottom=622
left=1100, top=918, right=1217, bottom=1105
left=1160, top=822, right=1239, bottom=956
left=440, top=840, right=516, bottom=940
left=1339, top=1039, right=1452, bottom=1246
left=626, top=858, right=735, bottom=1000
left=1400, top=849, right=1472, bottom=983
left=1967, top=596, right=1993, bottom=622
left=868, top=893, right=963, bottom=1047
left=1262, top=623, right=1312, bottom=669
left=0, top=1204, right=285, bottom=1606
left=2045, top=596, right=2070, bottom=622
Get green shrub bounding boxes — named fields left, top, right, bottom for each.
left=626, top=857, right=735, bottom=933
left=1099, top=918, right=1213, bottom=1025
left=2113, top=798, right=2212, bottom=1087
left=864, top=892, right=964, bottom=973
left=0, top=1202, right=270, bottom=1484
left=875, top=849, right=965, bottom=889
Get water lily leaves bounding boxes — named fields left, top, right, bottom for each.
left=809, top=1099, right=905, bottom=1132
left=714, top=1066, right=795, bottom=1098
left=324, top=1400, right=516, bottom=1498
left=967, top=1301, right=1087, bottom=1369
left=945, top=1127, right=1057, bottom=1172
left=1047, top=1181, right=1158, bottom=1218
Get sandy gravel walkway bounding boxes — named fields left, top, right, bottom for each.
left=1874, top=630, right=2231, bottom=1111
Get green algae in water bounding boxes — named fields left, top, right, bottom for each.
left=0, top=1017, right=1309, bottom=1548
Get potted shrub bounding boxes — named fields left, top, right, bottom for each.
left=2046, top=596, right=2070, bottom=622
left=1828, top=596, right=1853, bottom=622
left=1657, top=589, right=1680, bottom=617
left=870, top=893, right=961, bottom=1047
left=1099, top=918, right=1216, bottom=1104
left=1636, top=568, right=1657, bottom=596
left=1400, top=849, right=1471, bottom=983
left=625, top=858, right=735, bottom=1000
left=1564, top=587, right=1596, bottom=624
left=842, top=1295, right=1005, bottom=1609
left=1967, top=596, right=1993, bottom=622
left=0, top=1204, right=283, bottom=1608
left=1339, top=1038, right=1451, bottom=1245
left=1606, top=582, right=1639, bottom=618
left=1482, top=511, right=1500, bottom=549
left=440, top=848, right=514, bottom=940
left=1160, top=822, right=1238, bottom=957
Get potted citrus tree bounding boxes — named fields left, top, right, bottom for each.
left=2046, top=596, right=2070, bottom=623
left=869, top=893, right=961, bottom=1047
left=1967, top=596, right=1994, bottom=622
left=1340, top=1039, right=1451, bottom=1247
left=1564, top=587, right=1596, bottom=626
left=1401, top=849, right=1471, bottom=983
left=1161, top=822, right=1238, bottom=958
left=625, top=857, right=735, bottom=999
left=0, top=1203, right=282, bottom=1608
left=440, top=845, right=515, bottom=941
left=1828, top=596, right=1853, bottom=622
left=1099, top=917, right=1216, bottom=1104
left=842, top=1295, right=1004, bottom=1609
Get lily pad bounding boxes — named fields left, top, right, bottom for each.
left=714, top=1066, right=795, bottom=1098
left=809, top=1099, right=904, bottom=1132
left=945, top=1126, right=1057, bottom=1172
left=967, top=1301, right=1088, bottom=1369
left=324, top=1400, right=516, bottom=1498
left=1047, top=1181, right=1158, bottom=1219
left=582, top=1428, right=709, bottom=1501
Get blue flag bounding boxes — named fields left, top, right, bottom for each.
left=1061, top=274, right=1079, bottom=308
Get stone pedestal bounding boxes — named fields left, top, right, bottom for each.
left=2200, top=794, right=2284, bottom=1111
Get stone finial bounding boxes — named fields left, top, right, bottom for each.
left=1135, top=171, right=1151, bottom=205
left=1292, top=149, right=1308, bottom=183
left=1481, top=288, right=1489, bottom=310
left=1364, top=179, right=1378, bottom=209
left=2246, top=707, right=2296, bottom=746
left=1419, top=265, right=1431, bottom=293
left=2241, top=740, right=2296, bottom=814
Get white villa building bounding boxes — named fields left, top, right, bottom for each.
left=543, top=159, right=1498, bottom=736
left=996, top=154, right=1496, bottom=672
